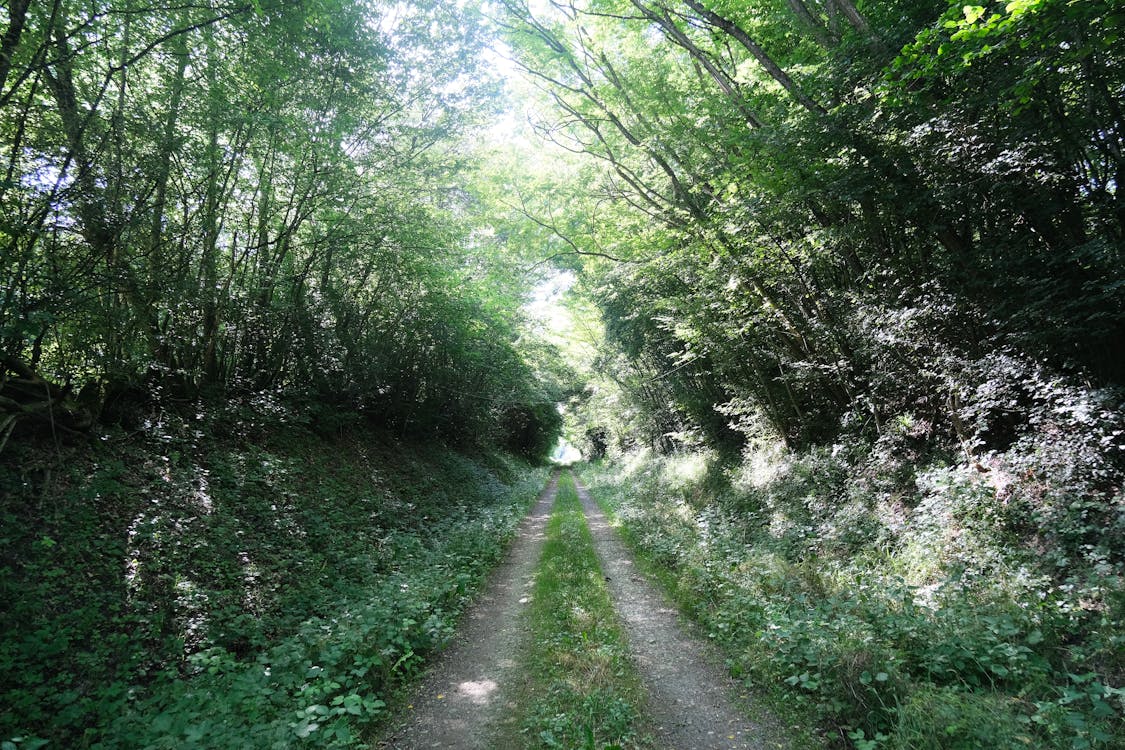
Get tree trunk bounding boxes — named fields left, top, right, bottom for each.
left=682, top=0, right=827, bottom=116
left=787, top=0, right=836, bottom=47
left=0, top=0, right=31, bottom=99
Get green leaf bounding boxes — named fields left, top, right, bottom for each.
left=294, top=720, right=319, bottom=738
left=962, top=5, right=986, bottom=25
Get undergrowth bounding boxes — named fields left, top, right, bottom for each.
left=0, top=399, right=549, bottom=748
left=580, top=442, right=1125, bottom=750
left=513, top=472, right=649, bottom=750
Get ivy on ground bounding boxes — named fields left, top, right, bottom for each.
left=0, top=406, right=548, bottom=749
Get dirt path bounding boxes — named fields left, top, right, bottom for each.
left=573, top=474, right=791, bottom=750
left=377, top=470, right=790, bottom=750
left=375, top=473, right=559, bottom=749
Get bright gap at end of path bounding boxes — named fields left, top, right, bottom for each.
left=551, top=438, right=582, bottom=464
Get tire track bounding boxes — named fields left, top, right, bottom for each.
left=376, top=472, right=558, bottom=749
left=572, top=473, right=791, bottom=750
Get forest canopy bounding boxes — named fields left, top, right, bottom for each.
left=493, top=0, right=1124, bottom=453
left=0, top=0, right=563, bottom=456
left=3, top=0, right=1122, bottom=457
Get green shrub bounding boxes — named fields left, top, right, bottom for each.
left=1, top=415, right=548, bottom=748
left=890, top=685, right=1029, bottom=750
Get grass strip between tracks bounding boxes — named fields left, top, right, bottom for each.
left=514, top=471, right=650, bottom=750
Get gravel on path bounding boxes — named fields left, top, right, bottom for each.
left=375, top=473, right=559, bottom=749
left=573, top=474, right=793, bottom=750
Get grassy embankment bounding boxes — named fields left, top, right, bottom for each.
left=0, top=401, right=549, bottom=749
left=581, top=448, right=1124, bottom=750
left=502, top=472, right=650, bottom=750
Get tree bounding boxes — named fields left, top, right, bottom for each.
left=0, top=0, right=563, bottom=456
left=497, top=0, right=1125, bottom=451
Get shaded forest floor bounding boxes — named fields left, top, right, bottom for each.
left=0, top=402, right=550, bottom=748
left=4, top=405, right=1121, bottom=749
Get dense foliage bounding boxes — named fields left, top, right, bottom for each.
left=497, top=0, right=1124, bottom=451
left=584, top=452, right=1124, bottom=749
left=494, top=0, right=1125, bottom=746
left=0, top=0, right=562, bottom=453
left=0, top=404, right=549, bottom=747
